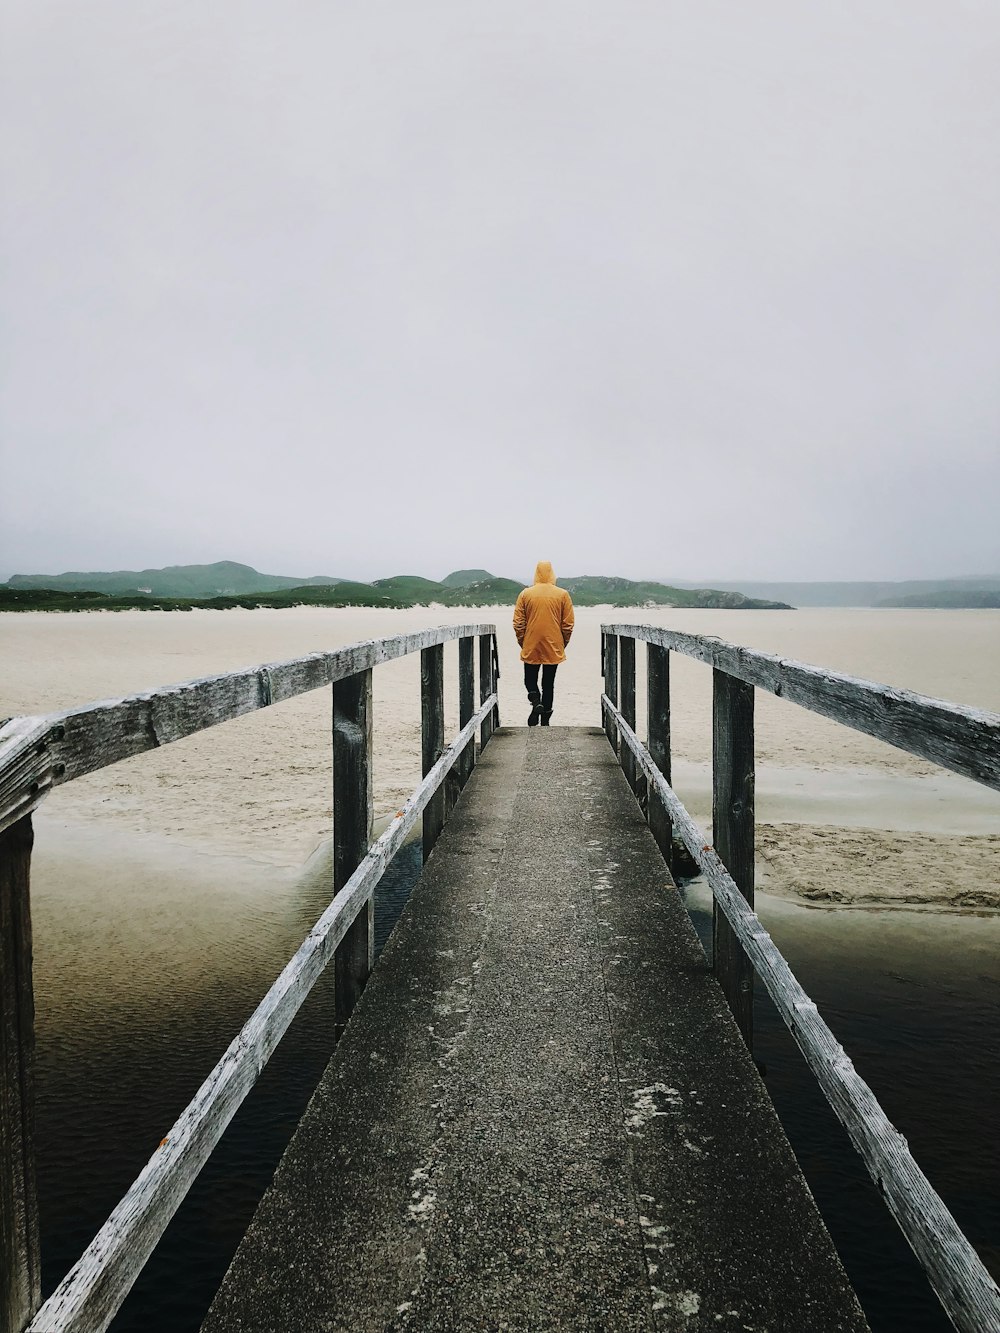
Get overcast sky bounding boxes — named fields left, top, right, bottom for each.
left=2, top=1, right=998, bottom=584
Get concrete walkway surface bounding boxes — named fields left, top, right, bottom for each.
left=202, top=727, right=869, bottom=1333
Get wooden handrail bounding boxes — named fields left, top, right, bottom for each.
left=645, top=642, right=672, bottom=865
left=0, top=625, right=499, bottom=1333
left=28, top=694, right=497, bottom=1333
left=602, top=623, right=1000, bottom=792
left=0, top=623, right=499, bottom=836
left=601, top=694, right=1000, bottom=1333
left=599, top=619, right=1000, bottom=1333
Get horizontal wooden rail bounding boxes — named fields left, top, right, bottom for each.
left=26, top=692, right=497, bottom=1333
left=602, top=694, right=1000, bottom=1333
left=0, top=624, right=497, bottom=836
left=602, top=624, right=1000, bottom=793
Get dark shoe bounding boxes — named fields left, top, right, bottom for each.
left=527, top=690, right=541, bottom=727
left=540, top=710, right=553, bottom=727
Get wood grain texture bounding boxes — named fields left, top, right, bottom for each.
left=604, top=695, right=1000, bottom=1333
left=490, top=634, right=501, bottom=730
left=421, top=645, right=445, bottom=862
left=618, top=636, right=641, bottom=799
left=0, top=816, right=41, bottom=1333
left=25, top=694, right=497, bottom=1333
left=602, top=623, right=1000, bottom=793
left=458, top=637, right=475, bottom=789
left=712, top=670, right=755, bottom=1047
left=0, top=625, right=498, bottom=836
left=646, top=644, right=672, bottom=866
left=479, top=634, right=495, bottom=749
left=0, top=721, right=56, bottom=841
left=333, top=671, right=374, bottom=1034
left=603, top=633, right=619, bottom=751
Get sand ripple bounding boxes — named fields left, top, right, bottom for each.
left=3, top=605, right=997, bottom=909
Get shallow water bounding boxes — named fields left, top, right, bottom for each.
left=29, top=827, right=998, bottom=1333
left=33, top=827, right=423, bottom=1332
left=7, top=605, right=998, bottom=1328
left=682, top=880, right=1000, bottom=1333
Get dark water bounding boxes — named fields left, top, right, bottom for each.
left=680, top=878, right=999, bottom=1333
left=34, top=841, right=424, bottom=1333
left=33, top=849, right=998, bottom=1333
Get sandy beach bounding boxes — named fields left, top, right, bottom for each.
left=2, top=604, right=998, bottom=912
left=4, top=603, right=998, bottom=1333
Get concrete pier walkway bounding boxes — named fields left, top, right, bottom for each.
left=202, top=727, right=869, bottom=1332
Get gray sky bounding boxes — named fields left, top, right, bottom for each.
left=2, top=1, right=998, bottom=584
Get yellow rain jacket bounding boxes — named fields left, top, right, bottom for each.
left=513, top=562, right=575, bottom=664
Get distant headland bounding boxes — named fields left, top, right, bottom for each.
left=1, top=561, right=793, bottom=612
left=670, top=576, right=1000, bottom=609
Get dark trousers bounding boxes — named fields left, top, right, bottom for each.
left=524, top=663, right=558, bottom=712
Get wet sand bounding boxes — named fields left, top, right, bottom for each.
left=5, top=604, right=997, bottom=1333
left=3, top=604, right=999, bottom=910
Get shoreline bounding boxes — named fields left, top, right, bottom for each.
left=9, top=605, right=998, bottom=917
left=33, top=802, right=1000, bottom=918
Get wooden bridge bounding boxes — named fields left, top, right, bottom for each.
left=1, top=624, right=999, bottom=1332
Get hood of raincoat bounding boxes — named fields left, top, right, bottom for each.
left=514, top=563, right=574, bottom=664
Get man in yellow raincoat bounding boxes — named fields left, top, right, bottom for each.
left=513, top=561, right=575, bottom=726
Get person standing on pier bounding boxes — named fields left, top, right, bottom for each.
left=513, top=561, right=575, bottom=726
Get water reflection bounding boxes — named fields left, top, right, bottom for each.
left=32, top=820, right=422, bottom=1333
left=680, top=878, right=1000, bottom=1333
left=30, top=821, right=998, bottom=1333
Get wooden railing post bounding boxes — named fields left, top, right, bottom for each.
left=491, top=634, right=501, bottom=729
left=712, top=669, right=755, bottom=1047
left=647, top=643, right=672, bottom=870
left=421, top=644, right=446, bottom=859
left=603, top=632, right=619, bottom=751
left=458, top=636, right=475, bottom=789
left=0, top=814, right=41, bottom=1333
left=619, top=636, right=644, bottom=804
left=478, top=633, right=495, bottom=750
left=333, top=670, right=373, bottom=1036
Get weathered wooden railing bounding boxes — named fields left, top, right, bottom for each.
left=0, top=624, right=499, bottom=1333
left=601, top=623, right=1000, bottom=1333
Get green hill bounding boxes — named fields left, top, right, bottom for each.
left=0, top=587, right=190, bottom=612
left=671, top=576, right=1000, bottom=607
left=5, top=560, right=340, bottom=598
left=0, top=583, right=404, bottom=613
left=3, top=562, right=793, bottom=611
left=317, top=582, right=403, bottom=607
left=439, top=578, right=524, bottom=606
left=372, top=575, right=447, bottom=598
left=441, top=569, right=495, bottom=588
left=560, top=576, right=790, bottom=610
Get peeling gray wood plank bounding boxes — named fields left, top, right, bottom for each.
left=602, top=623, right=1000, bottom=792
left=603, top=632, right=619, bottom=750
left=712, top=669, right=755, bottom=1047
left=25, top=694, right=497, bottom=1333
left=0, top=815, right=41, bottom=1333
left=458, top=637, right=475, bottom=789
left=477, top=634, right=494, bottom=749
left=0, top=720, right=56, bottom=837
left=604, top=695, right=1000, bottom=1333
left=645, top=643, right=672, bottom=865
left=333, top=670, right=374, bottom=1034
left=421, top=645, right=445, bottom=861
left=0, top=625, right=497, bottom=835
left=618, top=634, right=640, bottom=797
